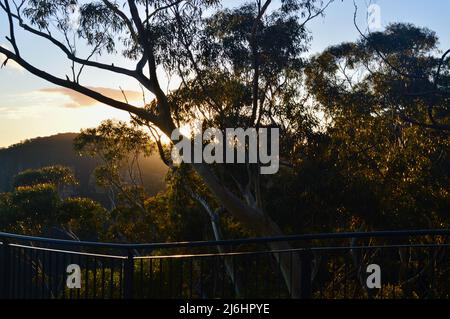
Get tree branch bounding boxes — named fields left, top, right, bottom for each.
left=250, top=0, right=272, bottom=124
left=0, top=46, right=159, bottom=125
left=143, top=0, right=185, bottom=25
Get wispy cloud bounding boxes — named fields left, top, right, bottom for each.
left=39, top=87, right=143, bottom=108
left=0, top=91, right=61, bottom=119
left=0, top=86, right=144, bottom=120
left=0, top=106, right=39, bottom=119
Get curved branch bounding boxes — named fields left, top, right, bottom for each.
left=3, top=0, right=20, bottom=55
left=434, top=48, right=450, bottom=88
left=250, top=0, right=272, bottom=124
left=0, top=46, right=159, bottom=124
left=0, top=4, right=156, bottom=90
left=143, top=0, right=185, bottom=25
left=102, top=0, right=139, bottom=42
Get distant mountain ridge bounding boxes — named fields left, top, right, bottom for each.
left=0, top=133, right=167, bottom=205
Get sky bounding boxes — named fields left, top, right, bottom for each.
left=0, top=0, right=449, bottom=148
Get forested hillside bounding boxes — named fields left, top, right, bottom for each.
left=0, top=133, right=167, bottom=206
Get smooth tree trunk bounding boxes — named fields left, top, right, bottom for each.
left=187, top=186, right=243, bottom=296
left=192, top=163, right=302, bottom=298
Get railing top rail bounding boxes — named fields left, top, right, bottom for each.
left=0, top=229, right=449, bottom=251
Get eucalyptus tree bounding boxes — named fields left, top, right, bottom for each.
left=13, top=165, right=78, bottom=195
left=74, top=120, right=154, bottom=212
left=0, top=0, right=333, bottom=297
left=306, top=21, right=450, bottom=132
left=305, top=23, right=450, bottom=228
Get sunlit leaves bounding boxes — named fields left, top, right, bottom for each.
left=74, top=120, right=155, bottom=210
left=13, top=165, right=78, bottom=189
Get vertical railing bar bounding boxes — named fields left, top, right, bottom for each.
left=255, top=253, right=259, bottom=298
left=140, top=258, right=144, bottom=298
left=26, top=247, right=31, bottom=299
left=266, top=253, right=271, bottom=298
left=17, top=248, right=25, bottom=299
left=62, top=253, right=66, bottom=300
left=221, top=256, right=225, bottom=298
left=8, top=245, right=12, bottom=299
left=29, top=248, right=33, bottom=299
left=1, top=239, right=11, bottom=299
left=344, top=256, right=348, bottom=299
left=18, top=247, right=22, bottom=299
left=244, top=254, right=248, bottom=298
left=290, top=251, right=293, bottom=299
left=77, top=254, right=81, bottom=299
left=48, top=250, right=53, bottom=299
left=85, top=256, right=89, bottom=299
left=16, top=247, right=20, bottom=299
left=319, top=257, right=324, bottom=299
left=159, top=259, right=163, bottom=298
left=200, top=258, right=204, bottom=299
left=148, top=258, right=153, bottom=298
left=16, top=247, right=20, bottom=298
left=55, top=250, right=60, bottom=299
left=277, top=252, right=281, bottom=298
left=232, top=255, right=236, bottom=299
left=17, top=247, right=21, bottom=298
left=35, top=248, right=39, bottom=299
left=211, top=256, right=216, bottom=298
left=169, top=258, right=173, bottom=299
left=431, top=246, right=436, bottom=298
left=60, top=253, right=66, bottom=300
left=101, top=257, right=106, bottom=299
left=392, top=249, right=396, bottom=299
left=69, top=253, right=74, bottom=300
left=62, top=254, right=72, bottom=299
left=331, top=257, right=336, bottom=299
left=189, top=258, right=193, bottom=298
left=110, top=258, right=114, bottom=299
left=379, top=247, right=383, bottom=299
left=93, top=256, right=97, bottom=299
left=11, top=245, right=15, bottom=298
left=30, top=249, right=38, bottom=299
left=41, top=249, right=45, bottom=299
left=49, top=250, right=52, bottom=299
left=119, top=259, right=123, bottom=299
left=124, top=249, right=134, bottom=299
left=179, top=259, right=184, bottom=298
left=119, top=261, right=123, bottom=299
left=300, top=249, right=312, bottom=299
left=16, top=246, right=20, bottom=298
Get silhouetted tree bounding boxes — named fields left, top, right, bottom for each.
left=0, top=0, right=335, bottom=297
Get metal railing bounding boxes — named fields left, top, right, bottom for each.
left=1, top=229, right=449, bottom=299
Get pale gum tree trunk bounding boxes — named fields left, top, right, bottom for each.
left=150, top=107, right=303, bottom=297
left=191, top=163, right=302, bottom=298
left=185, top=184, right=243, bottom=296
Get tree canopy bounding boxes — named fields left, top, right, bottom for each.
left=0, top=0, right=448, bottom=298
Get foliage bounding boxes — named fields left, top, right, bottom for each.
left=0, top=0, right=449, bottom=298
left=13, top=165, right=78, bottom=188
left=0, top=166, right=110, bottom=239
left=74, top=120, right=156, bottom=210
left=58, top=197, right=110, bottom=241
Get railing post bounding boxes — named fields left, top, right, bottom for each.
left=1, top=239, right=11, bottom=299
left=299, top=249, right=313, bottom=299
left=124, top=249, right=134, bottom=299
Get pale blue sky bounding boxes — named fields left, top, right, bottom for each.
left=0, top=0, right=449, bottom=147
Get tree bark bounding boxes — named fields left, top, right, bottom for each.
left=191, top=163, right=302, bottom=298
